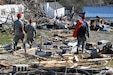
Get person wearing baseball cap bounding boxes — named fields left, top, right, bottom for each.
left=17, top=13, right=22, bottom=18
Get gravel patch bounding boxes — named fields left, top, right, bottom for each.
left=87, top=31, right=113, bottom=44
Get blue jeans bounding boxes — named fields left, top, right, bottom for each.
left=77, top=40, right=85, bottom=51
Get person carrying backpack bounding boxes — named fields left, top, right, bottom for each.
left=72, top=12, right=90, bottom=54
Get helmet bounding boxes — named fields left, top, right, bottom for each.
left=29, top=18, right=33, bottom=23
left=17, top=13, right=22, bottom=18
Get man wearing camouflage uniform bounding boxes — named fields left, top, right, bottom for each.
left=13, top=13, right=24, bottom=52
left=24, top=18, right=36, bottom=53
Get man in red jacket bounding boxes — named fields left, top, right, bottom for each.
left=73, top=12, right=90, bottom=54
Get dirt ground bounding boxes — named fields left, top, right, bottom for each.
left=87, top=30, right=113, bottom=43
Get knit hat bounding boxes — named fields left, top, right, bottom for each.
left=29, top=18, right=33, bottom=23
left=17, top=13, right=22, bottom=18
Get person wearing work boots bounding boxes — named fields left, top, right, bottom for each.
left=24, top=18, right=36, bottom=53
left=13, top=13, right=25, bottom=54
left=72, top=12, right=90, bottom=54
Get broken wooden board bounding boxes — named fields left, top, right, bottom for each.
left=32, top=60, right=72, bottom=64
left=44, top=63, right=66, bottom=68
left=51, top=54, right=74, bottom=60
left=87, top=57, right=112, bottom=61
left=32, top=60, right=74, bottom=67
left=0, top=62, right=11, bottom=67
left=58, top=33, right=72, bottom=37
left=32, top=55, right=47, bottom=61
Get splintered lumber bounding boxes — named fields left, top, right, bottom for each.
left=32, top=55, right=47, bottom=61
left=58, top=33, right=72, bottom=37
left=0, top=62, right=11, bottom=67
left=77, top=62, right=95, bottom=66
left=51, top=54, right=74, bottom=59
left=32, top=60, right=74, bottom=68
left=87, top=57, right=112, bottom=61
left=32, top=60, right=73, bottom=64
left=62, top=54, right=74, bottom=57
left=44, top=63, right=66, bottom=68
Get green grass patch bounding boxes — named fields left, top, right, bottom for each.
left=0, top=35, right=13, bottom=44
left=0, top=29, right=13, bottom=44
left=0, top=51, right=7, bottom=54
left=0, top=29, right=51, bottom=44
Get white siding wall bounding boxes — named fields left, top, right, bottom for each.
left=48, top=7, right=54, bottom=18
left=43, top=3, right=54, bottom=18
left=48, top=7, right=65, bottom=19
left=56, top=7, right=65, bottom=17
left=0, top=4, right=24, bottom=24
left=43, top=3, right=65, bottom=19
left=43, top=3, right=48, bottom=14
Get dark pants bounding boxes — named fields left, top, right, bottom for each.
left=13, top=35, right=24, bottom=50
left=77, top=40, right=85, bottom=53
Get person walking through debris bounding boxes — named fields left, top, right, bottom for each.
left=13, top=13, right=25, bottom=53
left=24, top=18, right=36, bottom=53
left=72, top=12, right=90, bottom=54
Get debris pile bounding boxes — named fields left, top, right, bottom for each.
left=0, top=29, right=113, bottom=75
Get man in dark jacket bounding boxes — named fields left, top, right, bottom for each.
left=73, top=12, right=90, bottom=53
